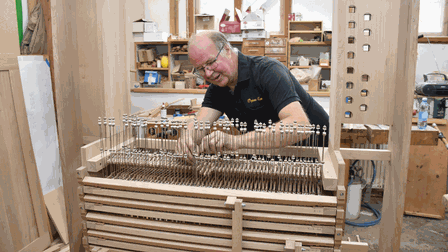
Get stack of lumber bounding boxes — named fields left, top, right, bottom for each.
left=171, top=45, right=188, bottom=52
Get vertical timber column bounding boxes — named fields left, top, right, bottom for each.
left=225, top=196, right=243, bottom=252
left=379, top=0, right=419, bottom=251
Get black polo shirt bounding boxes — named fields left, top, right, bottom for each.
left=202, top=51, right=329, bottom=146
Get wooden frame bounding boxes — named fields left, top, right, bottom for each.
left=76, top=133, right=372, bottom=251
left=330, top=1, right=420, bottom=251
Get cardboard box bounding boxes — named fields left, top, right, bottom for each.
left=224, top=33, right=243, bottom=42
left=308, top=79, right=320, bottom=91
left=134, top=32, right=143, bottom=42
left=241, top=9, right=264, bottom=30
left=143, top=32, right=169, bottom=42
left=195, top=14, right=215, bottom=31
left=138, top=49, right=155, bottom=62
left=133, top=19, right=158, bottom=33
left=319, top=59, right=330, bottom=67
left=219, top=8, right=241, bottom=34
left=242, top=30, right=267, bottom=39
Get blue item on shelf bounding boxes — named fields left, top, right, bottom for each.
left=144, top=71, right=161, bottom=84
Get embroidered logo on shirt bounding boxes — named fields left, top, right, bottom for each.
left=247, top=97, right=263, bottom=103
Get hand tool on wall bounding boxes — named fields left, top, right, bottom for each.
left=432, top=123, right=448, bottom=151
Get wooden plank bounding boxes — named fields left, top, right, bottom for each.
left=340, top=148, right=391, bottom=161
left=85, top=203, right=232, bottom=227
left=84, top=195, right=231, bottom=218
left=188, top=0, right=195, bottom=38
left=243, top=220, right=335, bottom=235
left=170, top=0, right=178, bottom=35
left=340, top=240, right=369, bottom=252
left=82, top=177, right=338, bottom=207
left=365, top=124, right=388, bottom=144
left=243, top=212, right=335, bottom=226
left=418, top=36, right=448, bottom=44
left=232, top=199, right=243, bottom=252
left=88, top=230, right=232, bottom=252
left=340, top=124, right=368, bottom=144
left=87, top=221, right=232, bottom=248
left=410, top=125, right=439, bottom=146
left=10, top=67, right=53, bottom=240
left=379, top=0, right=420, bottom=250
left=84, top=186, right=337, bottom=216
left=86, top=212, right=232, bottom=239
left=89, top=237, right=189, bottom=252
left=44, top=187, right=69, bottom=244
left=86, top=212, right=334, bottom=247
left=404, top=123, right=447, bottom=219
left=18, top=233, right=51, bottom=252
left=43, top=243, right=65, bottom=252
left=51, top=0, right=84, bottom=250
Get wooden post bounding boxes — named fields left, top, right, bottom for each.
left=225, top=196, right=243, bottom=252
left=379, top=0, right=420, bottom=251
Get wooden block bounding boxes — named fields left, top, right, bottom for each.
left=44, top=187, right=69, bottom=244
left=336, top=209, right=344, bottom=220
left=78, top=186, right=84, bottom=196
left=334, top=227, right=343, bottom=241
left=77, top=166, right=88, bottom=180
left=340, top=124, right=368, bottom=144
left=337, top=186, right=345, bottom=201
left=365, top=124, right=389, bottom=144
left=225, top=196, right=237, bottom=208
left=284, top=239, right=295, bottom=252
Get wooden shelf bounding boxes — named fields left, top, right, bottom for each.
left=170, top=52, right=189, bottom=55
left=418, top=36, right=448, bottom=44
left=135, top=42, right=168, bottom=45
left=289, top=21, right=323, bottom=24
left=289, top=65, right=331, bottom=69
left=137, top=67, right=169, bottom=71
left=132, top=88, right=207, bottom=94
left=289, top=31, right=323, bottom=34
left=169, top=39, right=189, bottom=43
left=289, top=42, right=331, bottom=46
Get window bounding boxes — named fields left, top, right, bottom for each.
left=199, top=0, right=235, bottom=30
left=419, top=0, right=444, bottom=34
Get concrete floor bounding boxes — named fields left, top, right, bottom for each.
left=343, top=199, right=448, bottom=251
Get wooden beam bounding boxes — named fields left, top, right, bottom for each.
left=50, top=0, right=84, bottom=250
left=379, top=0, right=420, bottom=250
left=284, top=0, right=291, bottom=36
left=340, top=148, right=391, bottom=161
left=82, top=177, right=338, bottom=207
left=170, top=0, right=179, bottom=36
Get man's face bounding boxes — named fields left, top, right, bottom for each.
left=189, top=37, right=236, bottom=88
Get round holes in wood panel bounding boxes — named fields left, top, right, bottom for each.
left=349, top=21, right=356, bottom=29
left=346, top=82, right=354, bottom=89
left=360, top=104, right=368, bottom=111
left=361, top=89, right=368, bottom=97
left=347, top=67, right=354, bottom=74
left=345, top=111, right=353, bottom=118
left=363, top=44, right=371, bottom=52
left=362, top=74, right=369, bottom=82
left=364, top=13, right=372, bottom=21
left=364, top=29, right=371, bottom=36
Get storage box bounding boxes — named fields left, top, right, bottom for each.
left=242, top=30, right=267, bottom=39
left=241, top=9, right=264, bottom=30
left=224, top=33, right=243, bottom=42
left=143, top=32, right=169, bottom=42
left=319, top=59, right=330, bottom=67
left=265, top=38, right=287, bottom=47
left=144, top=71, right=161, bottom=84
left=299, top=56, right=309, bottom=66
left=288, top=13, right=295, bottom=21
left=195, top=14, right=215, bottom=31
left=138, top=49, right=155, bottom=62
left=219, top=8, right=241, bottom=34
left=133, top=19, right=158, bottom=33
left=175, top=81, right=185, bottom=89
left=308, top=78, right=320, bottom=91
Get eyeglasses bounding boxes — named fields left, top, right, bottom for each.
left=194, top=45, right=225, bottom=76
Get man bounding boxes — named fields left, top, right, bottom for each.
left=177, top=31, right=329, bottom=160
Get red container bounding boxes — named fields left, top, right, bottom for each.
left=219, top=22, right=241, bottom=34
left=288, top=13, right=295, bottom=21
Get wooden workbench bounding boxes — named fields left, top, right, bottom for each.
left=341, top=119, right=447, bottom=220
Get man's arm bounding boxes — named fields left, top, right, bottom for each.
left=235, top=101, right=310, bottom=149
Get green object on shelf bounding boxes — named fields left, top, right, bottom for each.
left=16, top=0, right=23, bottom=46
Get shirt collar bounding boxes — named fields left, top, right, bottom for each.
left=237, top=51, right=250, bottom=83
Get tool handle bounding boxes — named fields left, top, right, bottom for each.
left=432, top=123, right=448, bottom=150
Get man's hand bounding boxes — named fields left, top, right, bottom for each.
left=176, top=130, right=197, bottom=163
left=198, top=130, right=240, bottom=154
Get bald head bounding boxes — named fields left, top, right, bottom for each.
left=188, top=31, right=230, bottom=52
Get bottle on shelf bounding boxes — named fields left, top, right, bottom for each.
left=161, top=103, right=167, bottom=120
left=418, top=97, right=429, bottom=130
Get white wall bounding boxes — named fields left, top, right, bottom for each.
left=147, top=0, right=170, bottom=33
left=416, top=44, right=448, bottom=84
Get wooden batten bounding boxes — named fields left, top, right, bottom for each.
left=82, top=177, right=337, bottom=207
left=339, top=148, right=391, bottom=161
